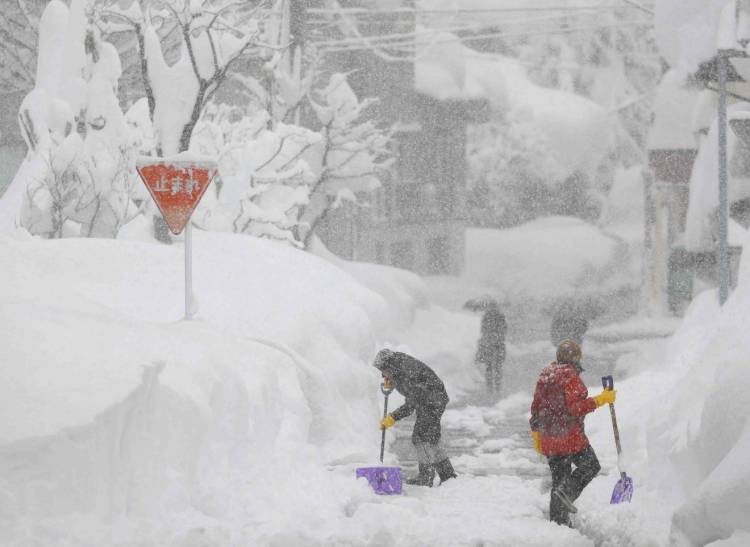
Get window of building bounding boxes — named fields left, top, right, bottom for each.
left=395, top=184, right=419, bottom=220
left=427, top=236, right=450, bottom=274
left=397, top=133, right=422, bottom=184
left=391, top=240, right=414, bottom=270
left=375, top=242, right=386, bottom=264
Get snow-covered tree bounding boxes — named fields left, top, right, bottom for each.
left=15, top=0, right=139, bottom=238
left=88, top=0, right=264, bottom=241
left=466, top=112, right=601, bottom=228
left=219, top=32, right=393, bottom=248
left=7, top=0, right=390, bottom=246
left=188, top=70, right=391, bottom=248
left=517, top=5, right=660, bottom=164
left=97, top=0, right=262, bottom=156
left=296, top=72, right=392, bottom=248
left=452, top=2, right=658, bottom=228
left=189, top=104, right=319, bottom=245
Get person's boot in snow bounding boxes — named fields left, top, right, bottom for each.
left=405, top=463, right=435, bottom=486
left=435, top=458, right=457, bottom=484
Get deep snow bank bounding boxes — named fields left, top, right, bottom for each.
left=0, top=231, right=424, bottom=544
left=652, top=266, right=750, bottom=544
left=310, top=235, right=429, bottom=343
left=587, top=229, right=750, bottom=546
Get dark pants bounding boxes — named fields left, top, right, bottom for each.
left=412, top=401, right=446, bottom=445
left=484, top=360, right=502, bottom=396
left=548, top=444, right=601, bottom=525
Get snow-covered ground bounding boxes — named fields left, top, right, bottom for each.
left=0, top=221, right=633, bottom=546
left=0, top=227, right=621, bottom=546
left=2, top=212, right=749, bottom=545
left=0, top=229, right=418, bottom=545
left=3, top=0, right=750, bottom=544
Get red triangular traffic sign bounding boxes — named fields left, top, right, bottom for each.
left=136, top=158, right=217, bottom=235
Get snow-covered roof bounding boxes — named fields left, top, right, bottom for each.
left=464, top=216, right=621, bottom=299
left=647, top=69, right=700, bottom=150
left=414, top=28, right=611, bottom=177
left=655, top=0, right=746, bottom=72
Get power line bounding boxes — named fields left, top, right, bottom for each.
left=305, top=5, right=652, bottom=15
left=621, top=0, right=654, bottom=15
left=317, top=21, right=655, bottom=56
left=309, top=12, right=615, bottom=48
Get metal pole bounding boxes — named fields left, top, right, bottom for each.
left=185, top=222, right=194, bottom=319
left=718, top=50, right=730, bottom=305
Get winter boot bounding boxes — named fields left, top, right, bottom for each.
left=435, top=458, right=457, bottom=484
left=405, top=464, right=435, bottom=487
left=553, top=487, right=578, bottom=513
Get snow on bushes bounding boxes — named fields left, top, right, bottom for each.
left=186, top=71, right=390, bottom=246
left=1, top=0, right=390, bottom=248
left=12, top=0, right=139, bottom=238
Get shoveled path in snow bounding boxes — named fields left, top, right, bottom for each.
left=331, top=302, right=669, bottom=546
left=391, top=392, right=546, bottom=483
left=373, top=337, right=641, bottom=547
left=391, top=336, right=622, bottom=483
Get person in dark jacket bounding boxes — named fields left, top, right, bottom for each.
left=475, top=303, right=507, bottom=397
left=529, top=340, right=616, bottom=526
left=550, top=309, right=588, bottom=346
left=374, top=348, right=457, bottom=486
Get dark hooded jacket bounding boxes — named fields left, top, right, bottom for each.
left=376, top=351, right=449, bottom=421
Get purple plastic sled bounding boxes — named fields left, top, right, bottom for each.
left=356, top=466, right=402, bottom=495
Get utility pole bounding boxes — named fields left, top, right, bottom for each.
left=718, top=48, right=730, bottom=305
left=289, top=0, right=306, bottom=125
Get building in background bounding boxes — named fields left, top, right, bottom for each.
left=0, top=0, right=45, bottom=197
left=645, top=70, right=700, bottom=315
left=0, top=92, right=26, bottom=197
left=312, top=1, right=485, bottom=275
left=648, top=59, right=750, bottom=316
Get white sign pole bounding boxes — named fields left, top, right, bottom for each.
left=185, top=222, right=194, bottom=320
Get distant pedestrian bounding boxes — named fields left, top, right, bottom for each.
left=529, top=340, right=616, bottom=526
left=374, top=349, right=457, bottom=487
left=475, top=302, right=507, bottom=397
left=550, top=310, right=588, bottom=346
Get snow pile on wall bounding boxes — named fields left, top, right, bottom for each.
left=0, top=232, right=423, bottom=544
left=464, top=216, right=624, bottom=300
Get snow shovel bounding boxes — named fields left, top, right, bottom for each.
left=355, top=383, right=403, bottom=495
left=602, top=375, right=633, bottom=503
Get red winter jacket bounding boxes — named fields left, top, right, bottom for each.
left=529, top=362, right=597, bottom=456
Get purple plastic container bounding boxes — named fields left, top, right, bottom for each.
left=356, top=466, right=402, bottom=495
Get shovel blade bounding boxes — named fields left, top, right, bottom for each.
left=610, top=473, right=633, bottom=504
left=356, top=466, right=402, bottom=495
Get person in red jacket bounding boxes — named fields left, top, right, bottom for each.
left=529, top=340, right=616, bottom=525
